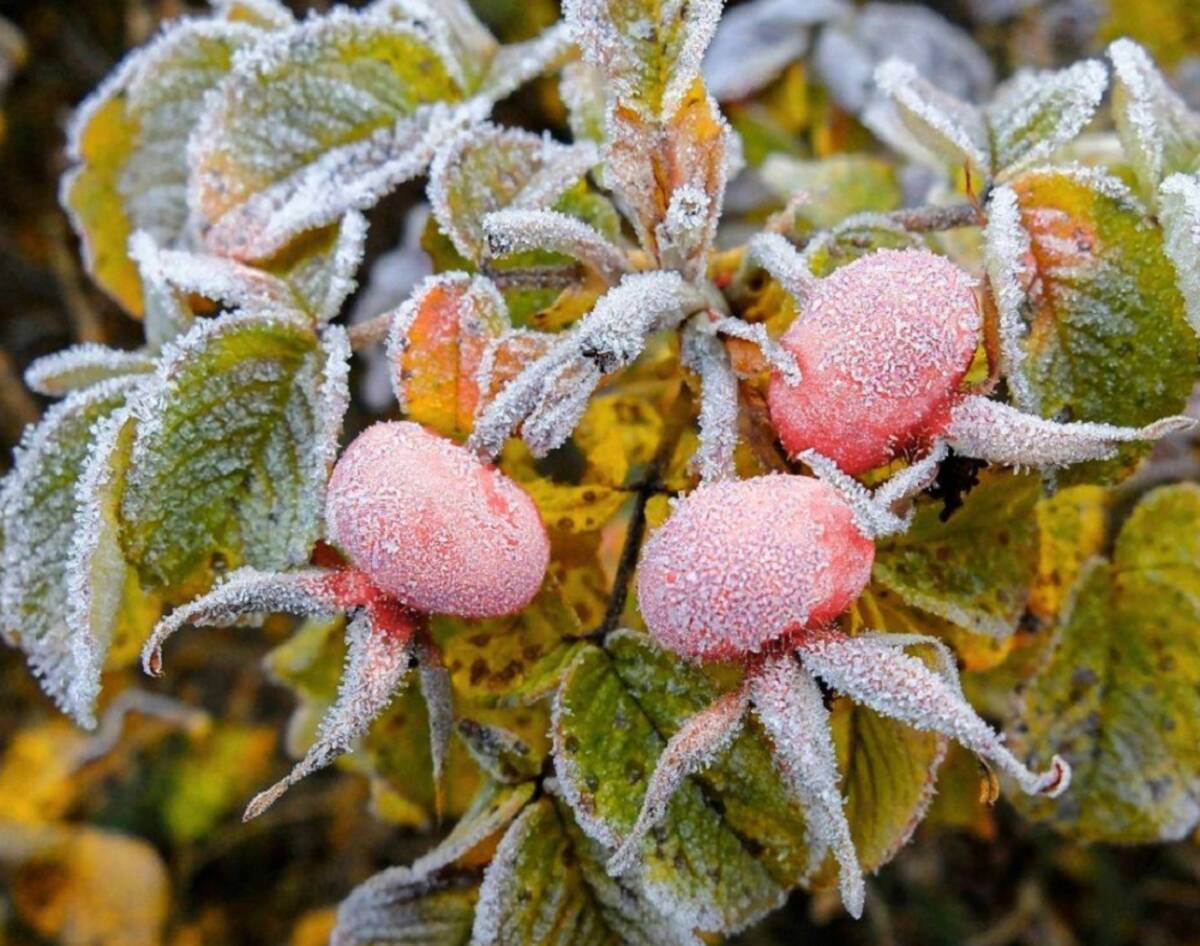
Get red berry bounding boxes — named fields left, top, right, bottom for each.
left=637, top=476, right=874, bottom=661
left=325, top=422, right=549, bottom=618
left=767, top=249, right=981, bottom=474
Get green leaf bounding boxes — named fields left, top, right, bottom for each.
left=1158, top=172, right=1200, bottom=336
left=0, top=378, right=141, bottom=725
left=472, top=798, right=619, bottom=945
left=552, top=642, right=784, bottom=935
left=986, top=61, right=1107, bottom=177
left=564, top=0, right=722, bottom=118
left=411, top=780, right=536, bottom=877
left=1109, top=39, right=1200, bottom=196
left=332, top=869, right=479, bottom=946
left=1009, top=484, right=1200, bottom=842
left=759, top=153, right=902, bottom=231
left=191, top=8, right=472, bottom=260
left=120, top=315, right=349, bottom=589
left=1000, top=167, right=1197, bottom=482
left=873, top=472, right=1041, bottom=639
left=260, top=212, right=368, bottom=322
left=61, top=18, right=265, bottom=314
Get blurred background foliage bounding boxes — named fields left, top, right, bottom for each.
left=0, top=1, right=1199, bottom=945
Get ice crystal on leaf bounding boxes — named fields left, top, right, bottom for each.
left=483, top=209, right=629, bottom=283
left=1160, top=173, right=1200, bottom=335
left=23, top=344, right=156, bottom=398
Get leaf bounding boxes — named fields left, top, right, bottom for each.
left=999, top=166, right=1198, bottom=482
left=1109, top=39, right=1200, bottom=196
left=120, top=315, right=349, bottom=589
left=564, top=0, right=723, bottom=118
left=873, top=471, right=1041, bottom=639
left=261, top=211, right=369, bottom=322
left=0, top=826, right=169, bottom=946
left=1158, top=172, right=1200, bottom=335
left=1009, top=484, right=1200, bottom=842
left=190, top=8, right=475, bottom=260
left=0, top=378, right=142, bottom=724
left=1030, top=484, right=1112, bottom=625
left=985, top=61, right=1108, bottom=177
left=428, top=123, right=597, bottom=265
left=874, top=59, right=990, bottom=177
left=758, top=153, right=902, bottom=231
left=332, top=868, right=478, bottom=946
left=456, top=720, right=543, bottom=783
left=23, top=344, right=156, bottom=398
left=552, top=642, right=785, bottom=935
left=472, top=797, right=619, bottom=945
left=215, top=0, right=295, bottom=29
left=61, top=18, right=264, bottom=313
left=388, top=273, right=509, bottom=438
left=411, top=780, right=536, bottom=876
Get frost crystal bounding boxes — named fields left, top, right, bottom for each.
left=983, top=185, right=1039, bottom=412
left=468, top=271, right=700, bottom=459
left=875, top=59, right=990, bottom=175
left=945, top=396, right=1196, bottom=469
left=607, top=688, right=748, bottom=876
left=749, top=654, right=864, bottom=918
left=244, top=605, right=418, bottom=820
left=681, top=321, right=740, bottom=484
left=24, top=344, right=155, bottom=398
left=745, top=233, right=817, bottom=307
left=656, top=185, right=714, bottom=281
left=483, top=209, right=629, bottom=283
left=797, top=630, right=1070, bottom=798
left=1159, top=174, right=1200, bottom=336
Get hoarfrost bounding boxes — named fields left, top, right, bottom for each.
left=560, top=61, right=608, bottom=147
left=681, top=321, right=740, bottom=484
left=749, top=654, right=864, bottom=919
left=24, top=344, right=155, bottom=398
left=798, top=630, right=1070, bottom=797
left=212, top=0, right=294, bottom=29
left=1160, top=173, right=1200, bottom=336
left=656, top=185, right=714, bottom=281
left=745, top=232, right=817, bottom=306
left=477, top=22, right=574, bottom=104
left=332, top=868, right=477, bottom=946
left=483, top=209, right=629, bottom=282
left=982, top=185, right=1039, bottom=412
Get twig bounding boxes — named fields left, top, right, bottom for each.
left=348, top=311, right=392, bottom=352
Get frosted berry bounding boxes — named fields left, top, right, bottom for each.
left=637, top=475, right=875, bottom=661
left=767, top=248, right=982, bottom=474
left=325, top=421, right=549, bottom=618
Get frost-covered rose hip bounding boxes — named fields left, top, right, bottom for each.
left=616, top=470, right=1070, bottom=918
left=637, top=475, right=874, bottom=661
left=767, top=248, right=981, bottom=474
left=757, top=241, right=1192, bottom=476
left=325, top=421, right=549, bottom=618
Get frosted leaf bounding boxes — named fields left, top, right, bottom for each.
left=709, top=315, right=800, bottom=385
left=120, top=313, right=349, bottom=588
left=245, top=605, right=418, bottom=819
left=814, top=3, right=993, bottom=116
left=331, top=867, right=477, bottom=946
left=63, top=411, right=137, bottom=729
left=605, top=86, right=730, bottom=261
left=483, top=209, right=629, bottom=283
left=265, top=211, right=369, bottom=323
left=371, top=0, right=498, bottom=92
left=655, top=184, right=713, bottom=281
left=797, top=630, right=1070, bottom=798
left=520, top=359, right=606, bottom=458
left=141, top=566, right=373, bottom=676
left=945, top=395, right=1195, bottom=470
left=130, top=232, right=196, bottom=349
left=1109, top=39, right=1200, bottom=195
left=213, top=0, right=294, bottom=29
left=748, top=654, right=864, bottom=919
left=428, top=122, right=598, bottom=264
left=986, top=61, right=1108, bottom=178
left=560, top=61, right=608, bottom=146
left=982, top=185, right=1038, bottom=412
left=1160, top=173, right=1200, bottom=335
left=387, top=272, right=510, bottom=436
left=0, top=377, right=140, bottom=724
left=681, top=321, right=739, bottom=483
left=24, top=344, right=155, bottom=398
left=872, top=441, right=949, bottom=513
left=607, top=689, right=748, bottom=876
left=456, top=720, right=541, bottom=783
left=745, top=232, right=817, bottom=306
left=189, top=8, right=478, bottom=260
left=705, top=0, right=843, bottom=101
left=60, top=17, right=263, bottom=313
left=467, top=271, right=697, bottom=459
left=875, top=59, right=990, bottom=177
left=564, top=0, right=724, bottom=118
left=410, top=781, right=536, bottom=877
left=477, top=22, right=574, bottom=105
left=475, top=329, right=556, bottom=406
left=414, top=634, right=454, bottom=801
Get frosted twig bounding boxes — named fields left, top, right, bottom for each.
left=797, top=631, right=1070, bottom=798
left=681, top=319, right=740, bottom=484
left=946, top=396, right=1196, bottom=469
left=607, top=687, right=749, bottom=876
left=744, top=232, right=818, bottom=305
left=482, top=208, right=629, bottom=283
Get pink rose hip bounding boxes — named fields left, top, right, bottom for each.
left=767, top=248, right=982, bottom=474
left=636, top=475, right=875, bottom=661
left=325, top=421, right=549, bottom=618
